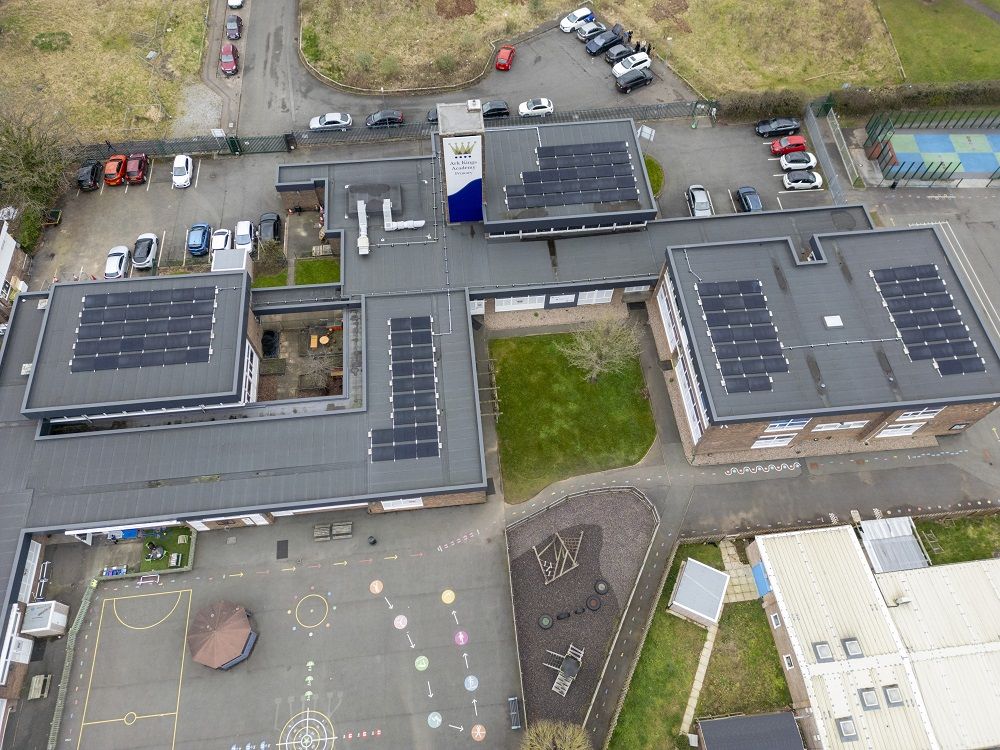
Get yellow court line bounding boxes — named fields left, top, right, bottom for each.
left=82, top=711, right=177, bottom=727
left=113, top=591, right=184, bottom=630
left=77, top=598, right=107, bottom=750
left=171, top=588, right=193, bottom=750
left=104, top=589, right=193, bottom=602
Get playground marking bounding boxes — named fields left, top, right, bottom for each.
left=294, top=593, right=330, bottom=629
left=112, top=591, right=184, bottom=630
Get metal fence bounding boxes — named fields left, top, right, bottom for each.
left=803, top=106, right=846, bottom=205
left=827, top=108, right=862, bottom=188
left=866, top=109, right=1000, bottom=141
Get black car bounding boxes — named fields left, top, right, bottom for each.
left=735, top=186, right=763, bottom=213
left=259, top=212, right=282, bottom=243
left=365, top=109, right=404, bottom=128
left=76, top=160, right=101, bottom=191
left=755, top=117, right=800, bottom=138
left=604, top=44, right=632, bottom=63
left=615, top=68, right=653, bottom=93
left=225, top=14, right=242, bottom=40
left=586, top=24, right=624, bottom=56
left=481, top=100, right=510, bottom=119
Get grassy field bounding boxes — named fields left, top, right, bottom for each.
left=644, top=155, right=664, bottom=196
left=252, top=270, right=289, bottom=288
left=295, top=257, right=340, bottom=285
left=878, top=0, right=1000, bottom=82
left=490, top=333, right=655, bottom=502
left=0, top=0, right=206, bottom=140
left=915, top=515, right=1000, bottom=565
left=609, top=544, right=723, bottom=750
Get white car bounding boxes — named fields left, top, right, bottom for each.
left=782, top=170, right=824, bottom=190
left=211, top=228, right=233, bottom=252
left=685, top=185, right=714, bottom=217
left=227, top=0, right=243, bottom=8
left=779, top=151, right=818, bottom=171
left=518, top=97, right=554, bottom=118
left=104, top=246, right=131, bottom=280
left=559, top=7, right=594, bottom=32
left=132, top=233, right=159, bottom=270
left=309, top=112, right=352, bottom=131
left=234, top=220, right=255, bottom=254
left=612, top=52, right=651, bottom=79
left=172, top=154, right=193, bottom=189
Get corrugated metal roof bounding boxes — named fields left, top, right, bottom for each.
left=912, top=652, right=1000, bottom=750
left=861, top=517, right=929, bottom=573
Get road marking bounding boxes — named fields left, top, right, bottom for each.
left=727, top=189, right=737, bottom=213
left=146, top=160, right=153, bottom=191
left=776, top=194, right=784, bottom=210
left=778, top=188, right=825, bottom=194
left=194, top=159, right=202, bottom=189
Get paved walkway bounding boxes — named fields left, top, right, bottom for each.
left=680, top=624, right=718, bottom=732
left=720, top=539, right=758, bottom=604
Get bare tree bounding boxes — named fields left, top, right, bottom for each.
left=557, top=318, right=641, bottom=383
left=521, top=720, right=592, bottom=750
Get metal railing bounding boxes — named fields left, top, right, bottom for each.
left=827, top=108, right=862, bottom=188
left=803, top=106, right=846, bottom=205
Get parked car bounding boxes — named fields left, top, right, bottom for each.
left=576, top=21, right=606, bottom=41
left=612, top=52, right=650, bottom=78
left=518, top=97, right=554, bottom=117
left=495, top=45, right=515, bottom=71
left=779, top=151, right=818, bottom=171
left=225, top=14, right=242, bottom=40
left=227, top=0, right=242, bottom=8
left=365, top=110, right=404, bottom=128
left=782, top=170, right=823, bottom=190
left=426, top=108, right=439, bottom=123
left=132, top=233, right=159, bottom=269
left=172, top=154, right=193, bottom=188
left=76, top=160, right=101, bottom=192
left=103, top=155, right=127, bottom=186
left=211, top=228, right=233, bottom=252
left=187, top=223, right=212, bottom=256
left=125, top=153, right=148, bottom=185
left=481, top=100, right=510, bottom=119
left=586, top=25, right=624, bottom=56
left=259, top=212, right=282, bottom=244
left=615, top=68, right=653, bottom=93
left=770, top=135, right=807, bottom=156
left=219, top=43, right=239, bottom=76
left=735, top=186, right=763, bottom=213
left=604, top=44, right=632, bottom=64
left=686, top=184, right=714, bottom=217
left=234, top=220, right=255, bottom=254
left=104, top=245, right=131, bottom=280
left=309, top=112, right=352, bottom=131
left=755, top=117, right=800, bottom=138
left=560, top=7, right=595, bottom=32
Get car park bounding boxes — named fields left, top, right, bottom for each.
left=234, top=220, right=255, bottom=254
left=211, top=228, right=233, bottom=252
left=365, top=110, right=404, bottom=128
left=614, top=68, right=653, bottom=93
left=495, top=45, right=515, bottom=71
left=735, top=186, right=763, bottom=212
left=225, top=14, right=242, bottom=40
left=309, top=112, right=352, bottom=131
left=779, top=151, right=818, bottom=171
left=576, top=21, right=606, bottom=42
left=755, top=117, right=800, bottom=138
left=518, top=98, right=554, bottom=117
left=219, top=43, right=239, bottom=76
left=586, top=25, right=624, bottom=56
left=172, top=154, right=193, bottom=188
left=132, top=233, right=159, bottom=269
left=686, top=184, right=714, bottom=217
left=103, top=155, right=127, bottom=186
left=560, top=7, right=595, bottom=32
left=125, top=153, right=148, bottom=185
left=770, top=135, right=807, bottom=156
left=612, top=52, right=650, bottom=78
left=604, top=44, right=632, bottom=64
left=482, top=100, right=511, bottom=119
left=187, top=223, right=212, bottom=256
left=76, top=161, right=101, bottom=192
left=782, top=170, right=823, bottom=190
left=104, top=246, right=131, bottom=279
left=259, top=212, right=282, bottom=244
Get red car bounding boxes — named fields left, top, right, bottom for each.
left=770, top=135, right=807, bottom=156
left=219, top=43, right=239, bottom=77
left=495, top=45, right=515, bottom=71
left=125, top=153, right=148, bottom=185
left=103, top=154, right=127, bottom=186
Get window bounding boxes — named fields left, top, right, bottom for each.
left=770, top=612, right=781, bottom=629
left=783, top=654, right=794, bottom=670
left=950, top=423, right=969, bottom=431
left=752, top=434, right=796, bottom=450
left=884, top=685, right=904, bottom=706
left=624, top=285, right=652, bottom=293
left=765, top=417, right=810, bottom=433
left=876, top=422, right=924, bottom=438
left=898, top=407, right=943, bottom=421
left=812, top=420, right=868, bottom=432
left=494, top=295, right=544, bottom=311
left=577, top=288, right=614, bottom=305
left=842, top=638, right=863, bottom=658
left=548, top=293, right=576, bottom=305
left=859, top=688, right=879, bottom=710
left=813, top=641, right=834, bottom=662
left=836, top=717, right=858, bottom=741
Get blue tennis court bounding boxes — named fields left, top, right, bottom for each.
left=890, top=131, right=1000, bottom=177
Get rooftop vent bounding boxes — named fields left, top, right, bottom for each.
left=823, top=315, right=844, bottom=329
left=467, top=99, right=482, bottom=112
left=357, top=200, right=370, bottom=256
left=20, top=363, right=32, bottom=376
left=36, top=299, right=48, bottom=310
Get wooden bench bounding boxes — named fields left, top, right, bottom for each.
left=168, top=553, right=183, bottom=568
left=28, top=674, right=51, bottom=700
left=313, top=522, right=353, bottom=541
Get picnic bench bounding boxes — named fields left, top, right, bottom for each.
left=313, top=522, right=353, bottom=542
left=168, top=552, right=183, bottom=568
left=28, top=674, right=51, bottom=700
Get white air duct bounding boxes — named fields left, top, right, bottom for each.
left=382, top=199, right=426, bottom=232
left=357, top=200, right=370, bottom=255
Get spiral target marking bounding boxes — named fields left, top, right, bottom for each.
left=279, top=710, right=336, bottom=750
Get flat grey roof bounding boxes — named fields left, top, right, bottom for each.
left=860, top=517, right=929, bottom=573
left=22, top=272, right=249, bottom=418
left=670, top=557, right=729, bottom=624
left=667, top=226, right=1000, bottom=422
left=699, top=711, right=804, bottom=750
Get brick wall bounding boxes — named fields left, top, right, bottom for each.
left=369, top=490, right=486, bottom=514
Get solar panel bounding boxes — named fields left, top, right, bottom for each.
left=507, top=196, right=527, bottom=210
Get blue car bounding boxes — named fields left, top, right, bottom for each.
left=187, top=223, right=212, bottom=256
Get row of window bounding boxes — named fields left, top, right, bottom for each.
left=764, top=410, right=945, bottom=435
left=492, top=289, right=616, bottom=311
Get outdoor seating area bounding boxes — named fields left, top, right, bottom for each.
left=257, top=310, right=350, bottom=401
left=97, top=526, right=193, bottom=577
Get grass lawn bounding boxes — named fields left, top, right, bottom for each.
left=609, top=544, right=723, bottom=750
left=295, top=257, right=340, bottom=285
left=490, top=333, right=655, bottom=502
left=0, top=0, right=206, bottom=140
left=644, top=155, right=664, bottom=197
left=252, top=270, right=289, bottom=288
left=915, top=515, right=1000, bottom=565
left=695, top=601, right=791, bottom=718
left=878, top=0, right=1000, bottom=82
left=138, top=526, right=192, bottom=573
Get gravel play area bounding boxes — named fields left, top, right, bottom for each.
left=507, top=489, right=657, bottom=726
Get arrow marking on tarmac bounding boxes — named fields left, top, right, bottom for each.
left=427, top=681, right=433, bottom=698
left=472, top=698, right=478, bottom=716
left=406, top=632, right=415, bottom=648
left=463, top=652, right=469, bottom=669
left=448, top=724, right=464, bottom=732
left=384, top=596, right=393, bottom=609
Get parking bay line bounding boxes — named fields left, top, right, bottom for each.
left=147, top=160, right=153, bottom=191
left=727, top=189, right=737, bottom=213
left=777, top=189, right=825, bottom=194
left=194, top=159, right=202, bottom=189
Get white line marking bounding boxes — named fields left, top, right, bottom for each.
left=777, top=188, right=825, bottom=194
left=146, top=160, right=153, bottom=191
left=727, top=188, right=737, bottom=213
left=776, top=194, right=784, bottom=210
left=194, top=159, right=202, bottom=189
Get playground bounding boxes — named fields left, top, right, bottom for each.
left=889, top=132, right=1000, bottom=177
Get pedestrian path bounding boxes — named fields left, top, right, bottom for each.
left=680, top=623, right=718, bottom=732
left=720, top=538, right=758, bottom=604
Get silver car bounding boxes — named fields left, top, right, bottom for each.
left=309, top=112, right=352, bottom=131
left=104, top=246, right=131, bottom=279
left=685, top=185, right=714, bottom=217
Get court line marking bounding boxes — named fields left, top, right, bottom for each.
left=76, top=598, right=107, bottom=750
left=82, top=711, right=176, bottom=727
left=113, top=590, right=183, bottom=630
left=172, top=588, right=193, bottom=749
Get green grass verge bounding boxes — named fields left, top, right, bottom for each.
left=644, top=155, right=664, bottom=197
left=490, top=333, right=655, bottom=503
left=252, top=270, right=289, bottom=288
left=695, top=601, right=791, bottom=718
left=915, top=515, right=1000, bottom=565
left=879, top=0, right=1000, bottom=82
left=609, top=544, right=723, bottom=750
left=138, top=526, right=192, bottom=573
left=295, top=257, right=340, bottom=285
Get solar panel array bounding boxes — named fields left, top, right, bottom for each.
left=872, top=264, right=985, bottom=376
left=504, top=140, right=638, bottom=210
left=70, top=286, right=217, bottom=373
left=696, top=280, right=788, bottom=394
left=370, top=316, right=442, bottom=462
